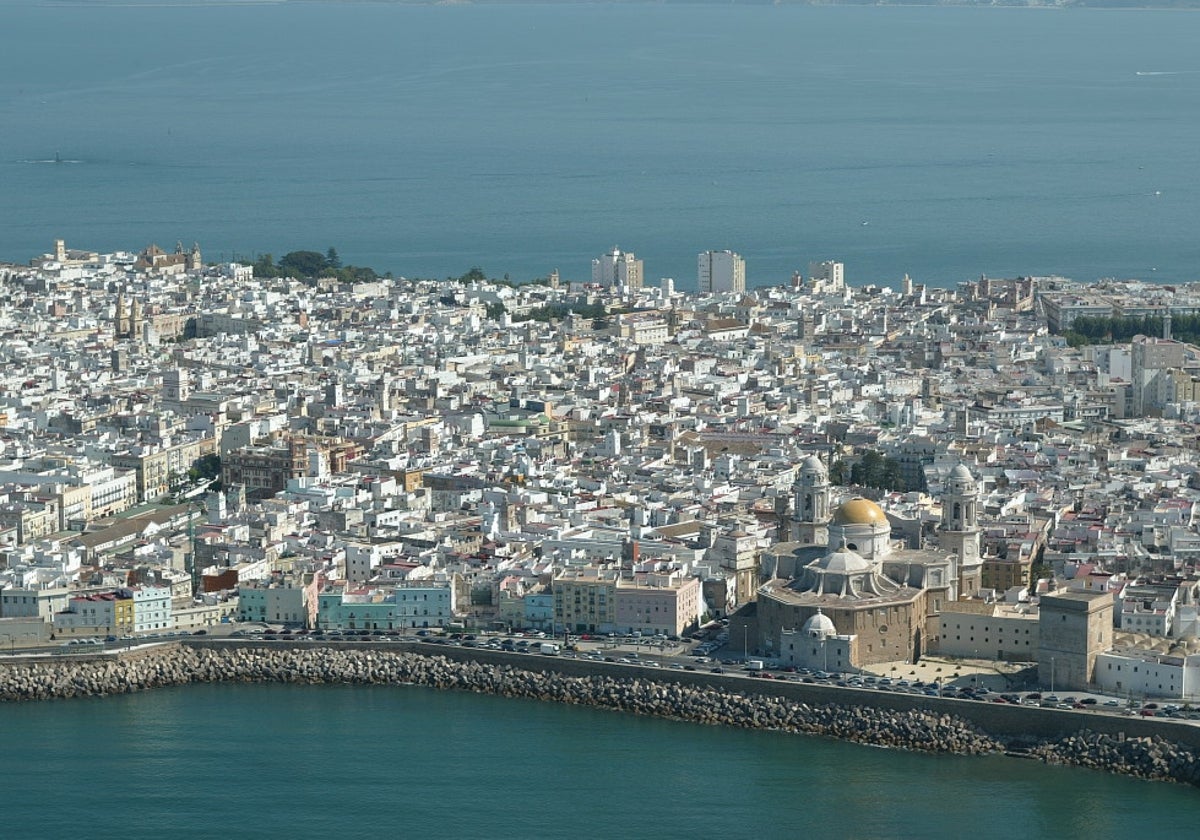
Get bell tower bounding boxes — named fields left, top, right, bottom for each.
left=940, top=463, right=982, bottom=598
left=793, top=454, right=830, bottom=545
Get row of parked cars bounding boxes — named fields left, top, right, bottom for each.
left=692, top=637, right=727, bottom=657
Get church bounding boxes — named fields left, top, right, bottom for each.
left=749, top=457, right=982, bottom=669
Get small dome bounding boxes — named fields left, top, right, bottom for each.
left=803, top=610, right=837, bottom=637
left=950, top=463, right=974, bottom=482
left=832, top=497, right=888, bottom=526
left=816, top=545, right=872, bottom=574
left=799, top=454, right=826, bottom=476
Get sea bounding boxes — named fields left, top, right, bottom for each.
left=3, top=3, right=1200, bottom=829
left=0, top=682, right=1197, bottom=839
left=1, top=2, right=1200, bottom=289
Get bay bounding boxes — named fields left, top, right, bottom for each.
left=1, top=3, right=1199, bottom=287
left=0, top=682, right=1198, bottom=838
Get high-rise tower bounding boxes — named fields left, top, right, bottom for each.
left=698, top=250, right=745, bottom=294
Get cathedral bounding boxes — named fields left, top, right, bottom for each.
left=133, top=241, right=202, bottom=274
left=114, top=292, right=143, bottom=340
left=751, top=457, right=981, bottom=668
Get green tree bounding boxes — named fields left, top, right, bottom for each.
left=847, top=450, right=911, bottom=491
left=252, top=253, right=279, bottom=278
left=326, top=247, right=342, bottom=270
left=278, top=250, right=329, bottom=278
left=828, top=459, right=847, bottom=485
left=193, top=454, right=221, bottom=481
left=334, top=265, right=378, bottom=284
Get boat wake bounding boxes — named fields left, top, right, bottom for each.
left=20, top=157, right=82, bottom=165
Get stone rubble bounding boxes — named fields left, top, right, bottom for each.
left=3, top=646, right=1198, bottom=786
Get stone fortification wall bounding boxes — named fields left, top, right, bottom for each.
left=0, top=645, right=998, bottom=757
left=3, top=644, right=1199, bottom=787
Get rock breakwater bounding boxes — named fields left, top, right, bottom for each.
left=3, top=646, right=1198, bottom=786
left=1026, top=730, right=1200, bottom=786
left=0, top=646, right=997, bottom=753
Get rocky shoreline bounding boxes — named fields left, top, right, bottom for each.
left=2, top=646, right=1198, bottom=787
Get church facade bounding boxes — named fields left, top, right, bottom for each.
left=753, top=457, right=981, bottom=668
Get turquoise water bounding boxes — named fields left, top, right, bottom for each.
left=2, top=4, right=1199, bottom=286
left=0, top=683, right=1197, bottom=838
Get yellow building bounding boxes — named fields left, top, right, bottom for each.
left=1170, top=369, right=1200, bottom=404
left=982, top=555, right=1033, bottom=592
left=114, top=595, right=135, bottom=634
left=553, top=567, right=618, bottom=633
left=111, top=435, right=215, bottom=502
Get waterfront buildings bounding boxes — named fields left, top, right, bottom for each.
left=2, top=240, right=1200, bottom=702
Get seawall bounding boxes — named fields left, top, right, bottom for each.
left=3, top=642, right=1199, bottom=787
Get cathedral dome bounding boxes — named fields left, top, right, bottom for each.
left=817, top=545, right=872, bottom=574
left=950, top=463, right=975, bottom=482
left=799, top=454, right=826, bottom=477
left=803, top=610, right=837, bottom=637
left=832, top=497, right=887, bottom=526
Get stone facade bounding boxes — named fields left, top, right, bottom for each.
left=1038, top=590, right=1114, bottom=692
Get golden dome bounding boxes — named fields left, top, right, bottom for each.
left=832, top=497, right=888, bottom=526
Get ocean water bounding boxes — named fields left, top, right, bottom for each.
left=1, top=3, right=1199, bottom=288
left=0, top=682, right=1197, bottom=839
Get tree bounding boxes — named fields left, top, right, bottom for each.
left=847, top=449, right=911, bottom=491
left=325, top=247, right=342, bottom=270
left=278, top=250, right=329, bottom=278
left=829, top=459, right=847, bottom=485
left=252, top=253, right=279, bottom=278
left=193, top=453, right=221, bottom=481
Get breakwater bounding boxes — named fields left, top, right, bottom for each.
left=2, top=645, right=1198, bottom=787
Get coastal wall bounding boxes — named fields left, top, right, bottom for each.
left=288, top=640, right=1200, bottom=750
left=4, top=642, right=1199, bottom=787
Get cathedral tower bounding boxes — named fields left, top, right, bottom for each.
left=940, top=463, right=982, bottom=598
left=793, top=455, right=830, bottom=544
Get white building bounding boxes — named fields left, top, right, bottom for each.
left=239, top=580, right=310, bottom=626
left=780, top=610, right=855, bottom=673
left=937, top=602, right=1040, bottom=661
left=1117, top=580, right=1179, bottom=638
left=132, top=585, right=173, bottom=633
left=591, top=248, right=643, bottom=291
left=807, top=260, right=845, bottom=294
left=391, top=580, right=455, bottom=629
left=1, top=587, right=70, bottom=622
left=618, top=313, right=670, bottom=346
left=698, top=250, right=745, bottom=295
left=316, top=581, right=456, bottom=631
left=1094, top=647, right=1200, bottom=701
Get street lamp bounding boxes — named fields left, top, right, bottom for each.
left=1051, top=656, right=1056, bottom=694
left=743, top=626, right=749, bottom=662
